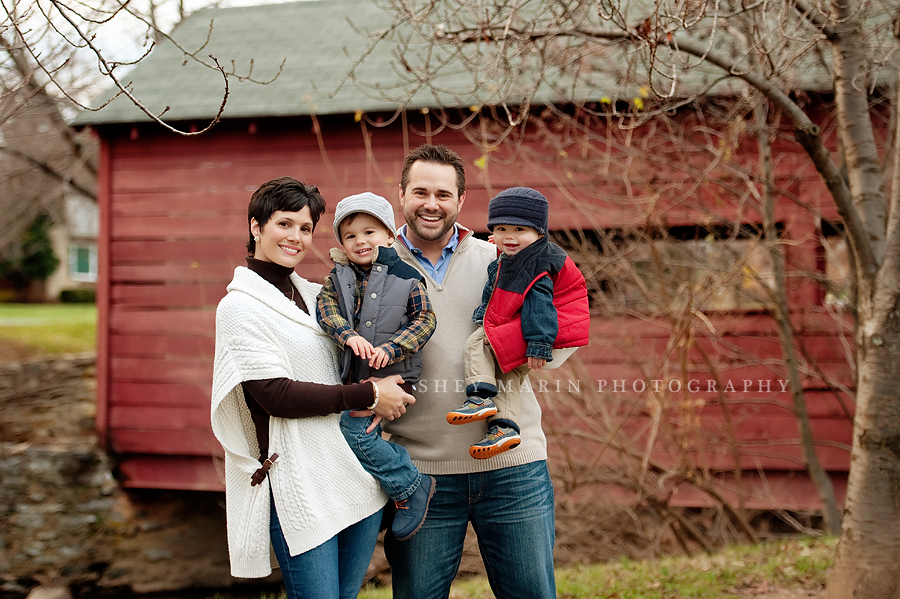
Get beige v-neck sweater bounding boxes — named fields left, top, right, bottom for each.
left=384, top=229, right=549, bottom=474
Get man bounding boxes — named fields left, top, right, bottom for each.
left=383, top=144, right=556, bottom=599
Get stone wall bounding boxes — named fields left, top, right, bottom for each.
left=0, top=354, right=114, bottom=595
left=0, top=354, right=282, bottom=598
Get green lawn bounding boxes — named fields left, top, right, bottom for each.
left=0, top=303, right=97, bottom=355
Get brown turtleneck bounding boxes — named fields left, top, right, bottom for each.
left=241, top=257, right=375, bottom=462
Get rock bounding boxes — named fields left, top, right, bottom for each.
left=1, top=581, right=28, bottom=594
left=137, top=520, right=163, bottom=532
left=25, top=584, right=72, bottom=599
left=24, top=541, right=46, bottom=557
left=10, top=510, right=46, bottom=530
left=142, top=547, right=175, bottom=561
left=36, top=530, right=57, bottom=541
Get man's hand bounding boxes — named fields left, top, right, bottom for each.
left=346, top=410, right=386, bottom=434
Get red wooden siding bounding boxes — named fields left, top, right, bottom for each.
left=95, top=135, right=112, bottom=447
left=94, top=113, right=855, bottom=507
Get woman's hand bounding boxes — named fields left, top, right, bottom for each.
left=347, top=374, right=415, bottom=433
left=371, top=374, right=414, bottom=419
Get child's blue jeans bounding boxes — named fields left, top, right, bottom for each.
left=340, top=410, right=421, bottom=501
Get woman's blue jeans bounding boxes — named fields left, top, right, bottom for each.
left=384, top=460, right=556, bottom=599
left=340, top=410, right=421, bottom=501
left=269, top=494, right=382, bottom=599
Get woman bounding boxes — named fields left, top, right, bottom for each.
left=211, top=177, right=414, bottom=598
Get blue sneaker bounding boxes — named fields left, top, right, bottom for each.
left=391, top=475, right=435, bottom=541
left=469, top=424, right=521, bottom=459
left=446, top=397, right=498, bottom=424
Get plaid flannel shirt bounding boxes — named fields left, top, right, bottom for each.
left=317, top=264, right=435, bottom=364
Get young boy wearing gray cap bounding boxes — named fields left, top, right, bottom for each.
left=316, top=192, right=437, bottom=541
left=447, top=187, right=591, bottom=459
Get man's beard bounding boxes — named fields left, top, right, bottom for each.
left=405, top=210, right=457, bottom=242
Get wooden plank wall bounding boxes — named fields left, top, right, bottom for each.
left=97, top=112, right=854, bottom=505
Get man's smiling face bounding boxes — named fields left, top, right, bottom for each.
left=399, top=161, right=465, bottom=246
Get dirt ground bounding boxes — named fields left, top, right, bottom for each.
left=0, top=341, right=827, bottom=598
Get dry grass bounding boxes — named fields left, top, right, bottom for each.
left=356, top=537, right=835, bottom=599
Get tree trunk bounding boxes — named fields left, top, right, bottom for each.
left=24, top=279, right=46, bottom=303
left=825, top=289, right=900, bottom=599
left=830, top=0, right=887, bottom=264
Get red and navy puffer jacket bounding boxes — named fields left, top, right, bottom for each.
left=477, top=236, right=590, bottom=373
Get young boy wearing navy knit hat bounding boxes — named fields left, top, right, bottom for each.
left=316, top=192, right=437, bottom=540
left=447, top=187, right=591, bottom=458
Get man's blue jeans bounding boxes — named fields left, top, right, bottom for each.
left=341, top=410, right=421, bottom=501
left=384, top=460, right=556, bottom=599
left=269, top=494, right=382, bottom=599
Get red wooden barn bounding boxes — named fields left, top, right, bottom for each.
left=73, top=0, right=854, bottom=510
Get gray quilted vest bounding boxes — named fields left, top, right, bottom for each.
left=330, top=246, right=425, bottom=383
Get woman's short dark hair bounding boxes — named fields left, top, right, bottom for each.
left=400, top=144, right=466, bottom=197
left=247, top=177, right=327, bottom=254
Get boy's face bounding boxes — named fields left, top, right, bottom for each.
left=493, top=224, right=541, bottom=257
left=340, top=213, right=394, bottom=267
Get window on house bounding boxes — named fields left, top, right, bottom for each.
left=819, top=221, right=851, bottom=308
left=554, top=225, right=777, bottom=316
left=69, top=244, right=97, bottom=282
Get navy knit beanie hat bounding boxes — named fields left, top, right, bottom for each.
left=486, top=187, right=549, bottom=234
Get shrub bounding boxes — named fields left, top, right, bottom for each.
left=60, top=288, right=96, bottom=303
left=0, top=214, right=60, bottom=285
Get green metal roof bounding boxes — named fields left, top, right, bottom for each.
left=72, top=0, right=504, bottom=125
left=74, top=0, right=682, bottom=126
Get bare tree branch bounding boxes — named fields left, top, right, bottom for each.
left=0, top=145, right=95, bottom=200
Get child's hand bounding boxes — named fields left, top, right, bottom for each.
left=346, top=335, right=375, bottom=359
left=527, top=357, right=547, bottom=370
left=369, top=347, right=390, bottom=369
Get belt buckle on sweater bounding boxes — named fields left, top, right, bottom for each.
left=250, top=453, right=279, bottom=486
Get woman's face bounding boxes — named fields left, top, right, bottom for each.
left=250, top=207, right=314, bottom=268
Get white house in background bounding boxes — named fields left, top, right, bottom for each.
left=46, top=193, right=98, bottom=300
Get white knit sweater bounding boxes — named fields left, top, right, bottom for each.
left=211, top=266, right=387, bottom=578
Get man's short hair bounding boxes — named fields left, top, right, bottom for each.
left=400, top=144, right=466, bottom=197
left=247, top=176, right=326, bottom=254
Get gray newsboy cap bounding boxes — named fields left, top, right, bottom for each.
left=333, top=192, right=397, bottom=243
